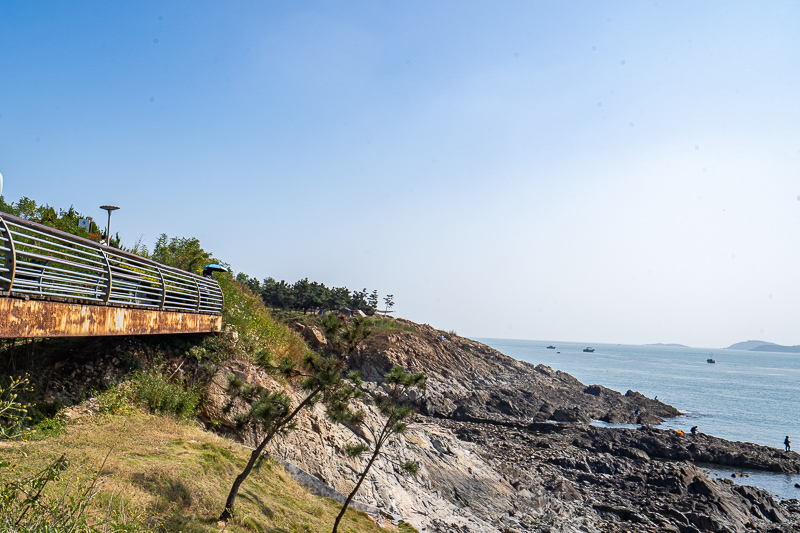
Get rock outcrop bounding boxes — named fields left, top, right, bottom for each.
left=446, top=419, right=799, bottom=532
left=201, top=319, right=800, bottom=532
left=350, top=319, right=680, bottom=426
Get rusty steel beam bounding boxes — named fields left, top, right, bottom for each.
left=0, top=297, right=222, bottom=338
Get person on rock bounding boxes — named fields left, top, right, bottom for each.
left=785, top=436, right=791, bottom=452
left=691, top=426, right=698, bottom=435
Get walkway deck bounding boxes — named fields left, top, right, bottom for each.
left=0, top=212, right=223, bottom=338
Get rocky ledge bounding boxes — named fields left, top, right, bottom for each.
left=344, top=319, right=680, bottom=426
left=284, top=318, right=800, bottom=532
left=441, top=418, right=800, bottom=533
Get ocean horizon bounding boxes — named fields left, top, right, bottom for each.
left=476, top=337, right=800, bottom=500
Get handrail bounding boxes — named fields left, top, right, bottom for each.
left=0, top=211, right=223, bottom=315
left=0, top=215, right=16, bottom=291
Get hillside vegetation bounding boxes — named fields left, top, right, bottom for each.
left=0, top=276, right=415, bottom=532
left=0, top=198, right=419, bottom=531
left=1, top=409, right=393, bottom=533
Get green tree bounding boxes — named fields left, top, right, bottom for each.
left=235, top=273, right=262, bottom=296
left=331, top=366, right=426, bottom=533
left=261, top=277, right=279, bottom=308
left=367, top=290, right=379, bottom=313
left=151, top=234, right=218, bottom=274
left=15, top=197, right=37, bottom=220
left=383, top=294, right=394, bottom=314
left=293, top=277, right=313, bottom=313
left=0, top=196, right=102, bottom=242
left=309, top=280, right=327, bottom=310
left=218, top=313, right=372, bottom=523
left=350, top=288, right=369, bottom=312
left=275, top=279, right=294, bottom=309
left=0, top=195, right=16, bottom=215
left=326, top=286, right=351, bottom=310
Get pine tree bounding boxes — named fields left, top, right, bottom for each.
left=331, top=366, right=425, bottom=533
left=383, top=294, right=394, bottom=314
left=367, top=290, right=379, bottom=313
left=218, top=313, right=371, bottom=523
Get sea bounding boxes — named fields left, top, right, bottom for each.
left=476, top=338, right=800, bottom=501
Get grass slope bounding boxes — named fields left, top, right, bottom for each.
left=3, top=411, right=389, bottom=533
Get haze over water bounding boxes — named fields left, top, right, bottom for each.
left=477, top=338, right=800, bottom=499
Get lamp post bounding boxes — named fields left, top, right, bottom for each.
left=100, top=205, right=120, bottom=246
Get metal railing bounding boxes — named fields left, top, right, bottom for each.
left=0, top=212, right=223, bottom=314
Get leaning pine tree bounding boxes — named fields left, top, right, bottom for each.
left=218, top=313, right=371, bottom=523
left=331, top=365, right=426, bottom=533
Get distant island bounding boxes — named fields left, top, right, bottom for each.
left=646, top=343, right=689, bottom=347
left=725, top=340, right=800, bottom=353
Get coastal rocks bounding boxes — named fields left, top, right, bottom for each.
left=582, top=426, right=800, bottom=474
left=350, top=319, right=680, bottom=427
left=200, top=359, right=507, bottom=531
left=340, top=320, right=799, bottom=531
left=204, top=320, right=800, bottom=532
left=550, top=407, right=591, bottom=424
left=272, top=406, right=508, bottom=532
left=441, top=419, right=800, bottom=532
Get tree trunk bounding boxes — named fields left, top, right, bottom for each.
left=219, top=386, right=321, bottom=522
left=331, top=430, right=387, bottom=533
left=218, top=429, right=274, bottom=522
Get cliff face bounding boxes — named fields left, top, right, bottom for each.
left=206, top=319, right=800, bottom=533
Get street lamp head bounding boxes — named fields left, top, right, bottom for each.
left=100, top=205, right=120, bottom=247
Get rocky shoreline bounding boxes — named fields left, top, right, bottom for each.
left=337, top=319, right=800, bottom=531
left=34, top=320, right=800, bottom=531
left=440, top=418, right=800, bottom=532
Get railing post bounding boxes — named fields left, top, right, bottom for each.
left=158, top=268, right=166, bottom=310
left=193, top=278, right=201, bottom=312
left=0, top=215, right=15, bottom=292
left=100, top=249, right=113, bottom=303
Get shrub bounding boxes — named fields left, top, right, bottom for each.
left=0, top=374, right=34, bottom=440
left=215, top=273, right=307, bottom=366
left=134, top=372, right=200, bottom=419
left=97, top=380, right=136, bottom=416
left=31, top=410, right=68, bottom=439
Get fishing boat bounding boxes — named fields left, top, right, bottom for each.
left=547, top=345, right=556, bottom=349
left=583, top=347, right=595, bottom=353
left=707, top=358, right=716, bottom=364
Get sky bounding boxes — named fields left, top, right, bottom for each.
left=1, top=1, right=799, bottom=348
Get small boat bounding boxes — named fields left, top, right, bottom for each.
left=583, top=347, right=595, bottom=353
left=707, top=358, right=716, bottom=364
left=547, top=345, right=556, bottom=349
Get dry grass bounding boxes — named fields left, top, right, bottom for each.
left=2, top=411, right=390, bottom=533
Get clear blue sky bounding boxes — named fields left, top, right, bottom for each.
left=2, top=1, right=799, bottom=348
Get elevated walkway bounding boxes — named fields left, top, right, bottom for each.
left=0, top=212, right=223, bottom=337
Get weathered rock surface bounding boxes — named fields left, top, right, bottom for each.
left=445, top=419, right=800, bottom=532
left=201, top=319, right=800, bottom=532
left=582, top=425, right=800, bottom=474
left=349, top=320, right=680, bottom=426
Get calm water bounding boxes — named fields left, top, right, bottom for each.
left=476, top=338, right=800, bottom=499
